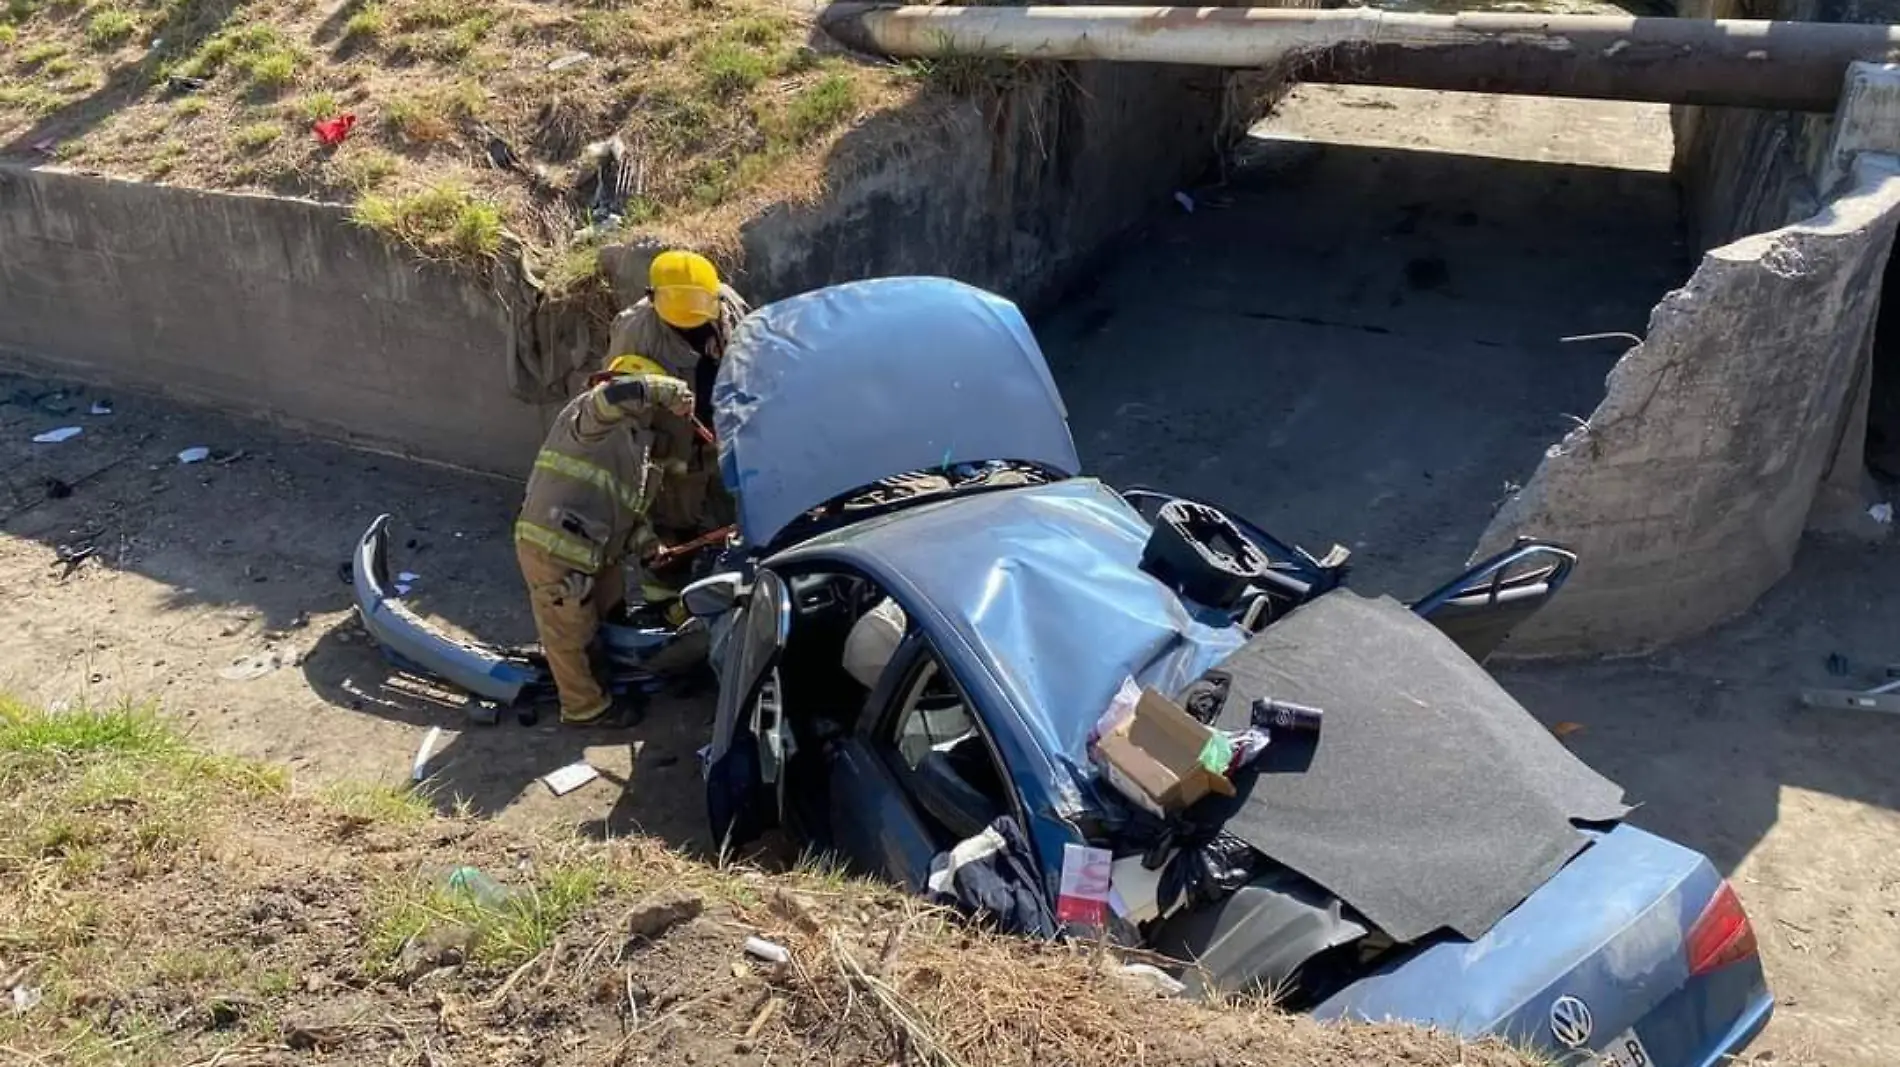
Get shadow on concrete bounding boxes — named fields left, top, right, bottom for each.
left=1039, top=134, right=1692, bottom=600
left=1499, top=536, right=1900, bottom=876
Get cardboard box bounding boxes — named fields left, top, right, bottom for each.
left=1092, top=687, right=1235, bottom=815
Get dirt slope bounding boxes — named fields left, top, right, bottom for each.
left=0, top=698, right=1541, bottom=1066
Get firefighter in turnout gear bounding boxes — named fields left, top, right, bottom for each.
left=604, top=250, right=749, bottom=603
left=515, top=371, right=693, bottom=726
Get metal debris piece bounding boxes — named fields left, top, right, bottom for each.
left=52, top=543, right=98, bottom=580
left=89, top=400, right=113, bottom=416
left=32, top=427, right=81, bottom=444
left=1800, top=666, right=1900, bottom=716
left=219, top=650, right=286, bottom=681
left=178, top=446, right=211, bottom=464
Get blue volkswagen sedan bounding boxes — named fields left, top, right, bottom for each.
left=359, top=276, right=1772, bottom=1066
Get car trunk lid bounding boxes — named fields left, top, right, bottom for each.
left=1315, top=825, right=1766, bottom=1061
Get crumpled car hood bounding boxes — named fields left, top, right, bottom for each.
left=714, top=277, right=1082, bottom=548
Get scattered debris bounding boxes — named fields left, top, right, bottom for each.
left=1114, top=963, right=1187, bottom=997
left=313, top=113, right=357, bottom=147
left=1173, top=190, right=1195, bottom=213
left=624, top=890, right=705, bottom=941
left=484, top=133, right=520, bottom=171
left=51, top=543, right=98, bottom=580
left=467, top=701, right=501, bottom=727
left=743, top=936, right=791, bottom=964
left=1055, top=843, right=1114, bottom=926
left=178, top=446, right=211, bottom=464
left=411, top=726, right=444, bottom=783
left=547, top=51, right=592, bottom=71
left=395, top=582, right=413, bottom=596
left=88, top=400, right=113, bottom=416
left=398, top=571, right=421, bottom=583
left=1551, top=721, right=1586, bottom=738
left=1799, top=665, right=1900, bottom=716
left=398, top=923, right=477, bottom=983
left=1870, top=502, right=1893, bottom=525
left=32, top=427, right=82, bottom=444
left=585, top=135, right=635, bottom=222
left=29, top=137, right=57, bottom=155
left=541, top=760, right=600, bottom=796
left=165, top=75, right=206, bottom=94
left=218, top=649, right=287, bottom=681
left=9, top=984, right=42, bottom=1015
left=445, top=866, right=510, bottom=908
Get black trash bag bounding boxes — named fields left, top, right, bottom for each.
left=1158, top=830, right=1262, bottom=915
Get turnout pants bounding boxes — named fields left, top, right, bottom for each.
left=515, top=540, right=625, bottom=722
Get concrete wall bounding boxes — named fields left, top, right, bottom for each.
left=735, top=63, right=1233, bottom=310
left=0, top=168, right=556, bottom=475
left=1476, top=155, right=1900, bottom=657
left=1672, top=0, right=1900, bottom=249
left=0, top=55, right=1246, bottom=475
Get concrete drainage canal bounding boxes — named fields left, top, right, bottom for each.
left=1041, top=84, right=1692, bottom=605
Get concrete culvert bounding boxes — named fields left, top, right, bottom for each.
left=1041, top=82, right=1691, bottom=604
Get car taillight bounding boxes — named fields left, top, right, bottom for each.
left=1686, top=881, right=1758, bottom=977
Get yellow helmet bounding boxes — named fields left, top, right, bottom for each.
left=605, top=353, right=668, bottom=379
left=648, top=250, right=721, bottom=329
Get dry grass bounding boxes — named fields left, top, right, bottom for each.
left=0, top=0, right=917, bottom=279
left=0, top=695, right=1546, bottom=1067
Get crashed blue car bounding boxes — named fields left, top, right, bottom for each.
left=357, top=277, right=1772, bottom=1066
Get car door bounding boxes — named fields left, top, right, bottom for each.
left=1410, top=540, right=1577, bottom=663
left=704, top=568, right=792, bottom=850
left=828, top=632, right=1015, bottom=892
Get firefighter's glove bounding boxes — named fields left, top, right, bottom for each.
left=559, top=570, right=595, bottom=605
left=602, top=375, right=694, bottom=418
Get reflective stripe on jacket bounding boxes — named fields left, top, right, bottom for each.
left=514, top=382, right=662, bottom=575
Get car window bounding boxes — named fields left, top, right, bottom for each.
left=879, top=649, right=1010, bottom=844
left=891, top=658, right=976, bottom=769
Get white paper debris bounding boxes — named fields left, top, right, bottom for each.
left=744, top=937, right=790, bottom=964
left=397, top=571, right=421, bottom=583
left=412, top=726, right=444, bottom=783
left=541, top=761, right=601, bottom=796
left=178, top=446, right=211, bottom=464
left=1871, top=502, right=1894, bottom=525
left=32, top=427, right=82, bottom=444
left=89, top=400, right=113, bottom=416
left=394, top=583, right=413, bottom=596
left=1173, top=190, right=1195, bottom=213
left=10, top=985, right=42, bottom=1015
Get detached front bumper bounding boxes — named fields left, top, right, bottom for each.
left=352, top=514, right=542, bottom=704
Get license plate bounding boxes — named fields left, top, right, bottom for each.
left=1591, top=1029, right=1652, bottom=1067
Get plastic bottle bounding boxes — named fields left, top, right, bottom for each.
left=445, top=866, right=510, bottom=908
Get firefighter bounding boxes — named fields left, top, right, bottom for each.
left=514, top=370, right=693, bottom=727
left=605, top=251, right=749, bottom=601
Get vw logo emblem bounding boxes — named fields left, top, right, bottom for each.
left=1549, top=994, right=1595, bottom=1049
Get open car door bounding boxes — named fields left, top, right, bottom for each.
left=1409, top=539, right=1578, bottom=663
left=704, top=569, right=792, bottom=849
